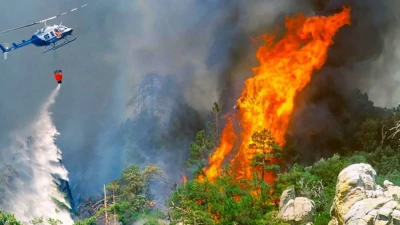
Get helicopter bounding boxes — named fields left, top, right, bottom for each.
left=0, top=3, right=88, bottom=59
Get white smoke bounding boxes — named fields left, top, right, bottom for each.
left=3, top=84, right=73, bottom=224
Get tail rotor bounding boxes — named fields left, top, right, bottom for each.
left=0, top=43, right=11, bottom=60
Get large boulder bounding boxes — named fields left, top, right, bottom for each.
left=329, top=163, right=400, bottom=225
left=278, top=187, right=316, bottom=224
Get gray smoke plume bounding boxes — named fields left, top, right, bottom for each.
left=314, top=0, right=400, bottom=108
left=284, top=0, right=400, bottom=163
left=0, top=84, right=73, bottom=224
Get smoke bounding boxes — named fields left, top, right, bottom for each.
left=0, top=84, right=73, bottom=224
left=315, top=0, right=400, bottom=107
left=281, top=0, right=400, bottom=163
left=214, top=0, right=400, bottom=111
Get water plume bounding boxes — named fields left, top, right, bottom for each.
left=2, top=84, right=73, bottom=224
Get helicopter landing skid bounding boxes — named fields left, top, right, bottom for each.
left=42, top=38, right=77, bottom=53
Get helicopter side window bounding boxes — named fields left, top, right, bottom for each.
left=44, top=34, right=50, bottom=39
left=50, top=31, right=55, bottom=37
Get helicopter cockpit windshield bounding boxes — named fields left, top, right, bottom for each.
left=59, top=25, right=68, bottom=31
left=35, top=28, right=46, bottom=35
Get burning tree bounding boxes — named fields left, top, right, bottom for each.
left=249, top=129, right=282, bottom=180
left=247, top=129, right=282, bottom=207
left=185, top=102, right=223, bottom=178
left=202, top=6, right=352, bottom=183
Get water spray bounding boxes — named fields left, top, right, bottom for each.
left=3, top=84, right=73, bottom=224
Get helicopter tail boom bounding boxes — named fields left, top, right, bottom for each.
left=0, top=39, right=32, bottom=53
left=0, top=39, right=34, bottom=60
left=11, top=39, right=33, bottom=50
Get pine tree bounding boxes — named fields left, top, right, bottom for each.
left=103, top=185, right=109, bottom=225
left=212, top=102, right=221, bottom=140
left=249, top=129, right=282, bottom=180
left=248, top=129, right=282, bottom=206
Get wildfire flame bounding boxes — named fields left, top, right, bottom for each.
left=201, top=6, right=351, bottom=182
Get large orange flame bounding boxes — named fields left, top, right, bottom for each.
left=202, top=7, right=351, bottom=182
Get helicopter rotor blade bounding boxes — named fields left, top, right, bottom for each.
left=0, top=22, right=40, bottom=34
left=0, top=3, right=88, bottom=34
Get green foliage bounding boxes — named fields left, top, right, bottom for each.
left=249, top=129, right=282, bottom=176
left=354, top=119, right=380, bottom=152
left=260, top=211, right=290, bottom=225
left=185, top=126, right=221, bottom=179
left=29, top=217, right=63, bottom=225
left=363, top=145, right=400, bottom=187
left=275, top=164, right=326, bottom=210
left=274, top=163, right=316, bottom=196
left=376, top=170, right=400, bottom=186
left=367, top=146, right=400, bottom=175
left=52, top=197, right=71, bottom=212
left=139, top=209, right=166, bottom=225
left=0, top=211, right=22, bottom=225
left=46, top=218, right=63, bottom=225
left=185, top=130, right=213, bottom=169
left=310, top=153, right=367, bottom=186
left=104, top=164, right=166, bottom=225
left=275, top=153, right=367, bottom=212
left=314, top=211, right=331, bottom=225
left=185, top=102, right=223, bottom=178
left=73, top=217, right=96, bottom=225
left=169, top=165, right=278, bottom=225
left=248, top=128, right=282, bottom=206
left=29, top=217, right=44, bottom=224
left=143, top=218, right=160, bottom=225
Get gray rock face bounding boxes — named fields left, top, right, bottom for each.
left=278, top=187, right=316, bottom=224
left=329, top=163, right=400, bottom=225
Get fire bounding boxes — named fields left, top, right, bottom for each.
left=199, top=118, right=236, bottom=182
left=202, top=7, right=351, bottom=182
left=182, top=175, right=187, bottom=183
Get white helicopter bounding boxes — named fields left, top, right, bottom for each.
left=0, top=3, right=88, bottom=59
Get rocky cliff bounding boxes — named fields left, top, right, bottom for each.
left=329, top=163, right=400, bottom=225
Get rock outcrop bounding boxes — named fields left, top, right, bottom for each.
left=278, top=186, right=316, bottom=224
left=329, top=163, right=400, bottom=225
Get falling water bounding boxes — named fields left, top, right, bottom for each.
left=3, top=84, right=73, bottom=224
